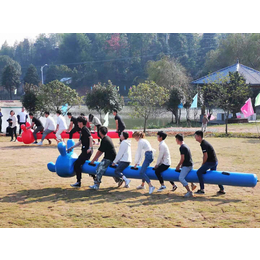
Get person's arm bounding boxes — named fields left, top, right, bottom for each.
left=155, top=144, right=164, bottom=168
left=112, top=142, right=126, bottom=165
left=202, top=152, right=208, bottom=165
left=176, top=154, right=185, bottom=171
left=87, top=136, right=93, bottom=154
left=67, top=140, right=82, bottom=152
left=17, top=114, right=20, bottom=124
left=90, top=150, right=103, bottom=164
left=27, top=122, right=34, bottom=130
left=115, top=120, right=118, bottom=132
left=134, top=141, right=143, bottom=168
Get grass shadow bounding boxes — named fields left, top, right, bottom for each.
left=1, top=145, right=58, bottom=150
left=0, top=187, right=242, bottom=206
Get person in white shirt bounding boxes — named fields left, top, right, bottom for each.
left=17, top=107, right=28, bottom=135
left=55, top=110, right=67, bottom=143
left=89, top=114, right=102, bottom=144
left=37, top=111, right=56, bottom=145
left=111, top=132, right=131, bottom=188
left=133, top=131, right=156, bottom=194
left=155, top=131, right=178, bottom=192
left=7, top=110, right=17, bottom=142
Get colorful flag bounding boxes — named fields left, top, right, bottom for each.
left=178, top=103, right=183, bottom=109
left=190, top=93, right=198, bottom=108
left=241, top=98, right=254, bottom=118
left=61, top=104, right=68, bottom=115
left=255, top=93, right=260, bottom=106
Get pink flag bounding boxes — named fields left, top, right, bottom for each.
left=241, top=98, right=254, bottom=118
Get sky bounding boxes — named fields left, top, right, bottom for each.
left=0, top=33, right=42, bottom=47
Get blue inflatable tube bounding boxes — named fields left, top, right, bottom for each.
left=47, top=141, right=258, bottom=187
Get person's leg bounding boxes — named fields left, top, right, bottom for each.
left=139, top=152, right=153, bottom=185
left=155, top=164, right=169, bottom=186
left=33, top=126, right=43, bottom=141
left=210, top=162, right=224, bottom=192
left=41, top=129, right=53, bottom=142
left=97, top=125, right=101, bottom=143
left=0, top=118, right=2, bottom=132
left=13, top=126, right=17, bottom=140
left=94, top=159, right=112, bottom=186
left=114, top=161, right=129, bottom=179
left=179, top=166, right=193, bottom=192
left=19, top=123, right=22, bottom=135
left=69, top=127, right=76, bottom=139
left=10, top=127, right=14, bottom=141
left=196, top=162, right=215, bottom=192
left=56, top=129, right=63, bottom=142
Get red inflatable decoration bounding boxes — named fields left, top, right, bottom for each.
left=17, top=122, right=133, bottom=144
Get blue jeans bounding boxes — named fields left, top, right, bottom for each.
left=95, top=159, right=112, bottom=184
left=114, top=161, right=130, bottom=179
left=196, top=161, right=224, bottom=191
left=140, top=151, right=153, bottom=184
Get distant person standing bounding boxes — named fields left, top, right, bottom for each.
left=67, top=112, right=80, bottom=139
left=17, top=107, right=28, bottom=135
left=201, top=114, right=209, bottom=132
left=88, top=114, right=102, bottom=144
left=7, top=110, right=17, bottom=142
left=80, top=113, right=91, bottom=130
left=37, top=112, right=56, bottom=145
left=55, top=110, right=67, bottom=143
left=0, top=108, right=3, bottom=133
left=194, top=130, right=225, bottom=195
left=27, top=113, right=44, bottom=144
left=113, top=109, right=125, bottom=142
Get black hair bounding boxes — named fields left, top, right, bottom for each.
left=56, top=110, right=62, bottom=115
left=122, top=131, right=129, bottom=140
left=195, top=130, right=203, bottom=138
left=175, top=133, right=184, bottom=142
left=89, top=114, right=94, bottom=122
left=44, top=111, right=50, bottom=115
left=99, top=126, right=108, bottom=135
left=157, top=131, right=167, bottom=140
left=80, top=113, right=85, bottom=116
left=67, top=112, right=72, bottom=116
left=29, top=112, right=33, bottom=116
left=77, top=116, right=87, bottom=125
left=113, top=109, right=118, bottom=113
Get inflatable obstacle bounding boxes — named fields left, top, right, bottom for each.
left=47, top=140, right=258, bottom=187
left=17, top=122, right=132, bottom=144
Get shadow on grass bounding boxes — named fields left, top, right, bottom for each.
left=241, top=139, right=260, bottom=144
left=0, top=187, right=242, bottom=206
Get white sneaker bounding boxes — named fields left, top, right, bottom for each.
left=149, top=186, right=155, bottom=194
left=37, top=141, right=43, bottom=145
left=157, top=185, right=166, bottom=192
left=124, top=179, right=131, bottom=188
left=184, top=191, right=193, bottom=198
left=89, top=184, right=99, bottom=190
left=136, top=185, right=145, bottom=190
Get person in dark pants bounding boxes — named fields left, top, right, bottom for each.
left=154, top=131, right=177, bottom=192
left=67, top=116, right=94, bottom=188
left=113, top=109, right=125, bottom=142
left=27, top=113, right=44, bottom=144
left=67, top=112, right=81, bottom=139
left=89, top=126, right=117, bottom=190
left=88, top=114, right=102, bottom=144
left=17, top=107, right=28, bottom=135
left=8, top=110, right=17, bottom=142
left=194, top=130, right=225, bottom=195
left=0, top=108, right=3, bottom=133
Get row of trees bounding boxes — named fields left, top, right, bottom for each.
left=0, top=33, right=222, bottom=95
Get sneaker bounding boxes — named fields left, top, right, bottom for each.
left=10, top=139, right=13, bottom=142
left=136, top=185, right=146, bottom=190
left=157, top=185, right=166, bottom=192
left=70, top=182, right=81, bottom=188
left=48, top=140, right=52, bottom=145
left=33, top=141, right=38, bottom=144
left=195, top=189, right=205, bottom=194
left=217, top=190, right=226, bottom=195
left=124, top=179, right=131, bottom=188
left=172, top=185, right=178, bottom=192
left=117, top=179, right=124, bottom=188
left=191, top=183, right=197, bottom=191
left=184, top=191, right=193, bottom=198
left=89, top=184, right=99, bottom=190
left=149, top=186, right=155, bottom=194
left=13, top=139, right=17, bottom=142
left=37, top=141, right=43, bottom=146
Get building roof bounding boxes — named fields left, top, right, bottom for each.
left=191, top=62, right=260, bottom=86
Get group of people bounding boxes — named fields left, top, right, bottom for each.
left=67, top=115, right=225, bottom=197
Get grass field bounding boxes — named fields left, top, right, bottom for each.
left=0, top=135, right=259, bottom=228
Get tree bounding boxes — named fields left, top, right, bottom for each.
left=202, top=71, right=251, bottom=134
left=2, top=64, right=21, bottom=99
left=36, top=80, right=82, bottom=114
left=24, top=64, right=40, bottom=86
left=0, top=55, right=21, bottom=84
left=128, top=81, right=169, bottom=132
left=45, top=65, right=75, bottom=84
left=146, top=56, right=191, bottom=124
left=21, top=83, right=39, bottom=113
left=85, top=80, right=124, bottom=119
